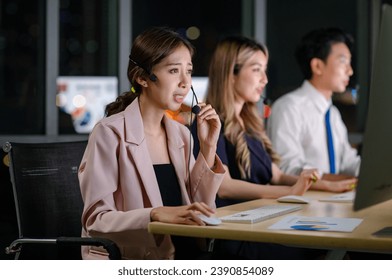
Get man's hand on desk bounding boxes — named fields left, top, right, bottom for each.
left=321, top=173, right=356, bottom=181
left=311, top=177, right=357, bottom=193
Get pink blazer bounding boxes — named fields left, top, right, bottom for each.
left=78, top=98, right=225, bottom=259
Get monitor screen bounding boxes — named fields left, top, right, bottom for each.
left=353, top=4, right=392, bottom=211
left=56, top=76, right=118, bottom=134
left=183, top=76, right=209, bottom=107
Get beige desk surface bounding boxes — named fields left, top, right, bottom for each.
left=148, top=191, right=392, bottom=254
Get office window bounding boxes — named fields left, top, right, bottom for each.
left=0, top=0, right=45, bottom=134
left=58, top=0, right=118, bottom=134
left=266, top=0, right=366, bottom=138
left=132, top=0, right=243, bottom=76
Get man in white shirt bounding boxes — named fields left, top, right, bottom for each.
left=267, top=28, right=361, bottom=181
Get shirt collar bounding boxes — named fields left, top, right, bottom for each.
left=303, top=80, right=332, bottom=114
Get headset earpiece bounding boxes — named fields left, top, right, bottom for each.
left=233, top=64, right=240, bottom=75
left=149, top=74, right=158, bottom=82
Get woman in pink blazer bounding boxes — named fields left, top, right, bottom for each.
left=78, top=27, right=225, bottom=260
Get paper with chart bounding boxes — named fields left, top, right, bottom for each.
left=319, top=191, right=355, bottom=202
left=268, top=216, right=363, bottom=232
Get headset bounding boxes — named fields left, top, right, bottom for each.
left=189, top=86, right=201, bottom=114
left=233, top=64, right=241, bottom=75
left=129, top=57, right=158, bottom=82
left=129, top=57, right=200, bottom=114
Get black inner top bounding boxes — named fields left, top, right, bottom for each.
left=153, top=163, right=202, bottom=259
left=153, top=163, right=182, bottom=206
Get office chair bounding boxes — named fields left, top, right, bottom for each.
left=2, top=141, right=121, bottom=260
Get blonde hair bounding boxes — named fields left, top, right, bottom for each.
left=207, top=36, right=280, bottom=179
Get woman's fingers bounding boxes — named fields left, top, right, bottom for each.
left=150, top=201, right=216, bottom=226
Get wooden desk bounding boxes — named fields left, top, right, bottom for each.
left=148, top=191, right=392, bottom=258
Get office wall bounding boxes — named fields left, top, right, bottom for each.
left=0, top=0, right=385, bottom=259
left=265, top=0, right=367, bottom=135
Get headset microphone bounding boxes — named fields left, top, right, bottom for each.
left=191, top=105, right=201, bottom=115
left=188, top=86, right=201, bottom=194
left=190, top=86, right=201, bottom=115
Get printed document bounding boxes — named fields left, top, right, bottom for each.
left=268, top=216, right=362, bottom=232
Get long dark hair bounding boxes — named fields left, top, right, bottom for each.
left=105, top=26, right=195, bottom=116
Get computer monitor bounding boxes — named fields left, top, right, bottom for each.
left=56, top=76, right=118, bottom=133
left=183, top=76, right=209, bottom=107
left=353, top=4, right=392, bottom=211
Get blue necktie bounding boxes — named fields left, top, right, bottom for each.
left=325, top=108, right=336, bottom=174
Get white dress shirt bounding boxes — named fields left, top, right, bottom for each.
left=267, top=80, right=360, bottom=176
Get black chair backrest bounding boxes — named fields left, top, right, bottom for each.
left=7, top=141, right=87, bottom=259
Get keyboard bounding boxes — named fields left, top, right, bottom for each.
left=220, top=204, right=302, bottom=224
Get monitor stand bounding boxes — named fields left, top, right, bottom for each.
left=372, top=226, right=392, bottom=237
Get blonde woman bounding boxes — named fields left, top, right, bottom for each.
left=191, top=35, right=354, bottom=259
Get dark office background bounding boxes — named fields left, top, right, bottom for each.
left=0, top=0, right=390, bottom=259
